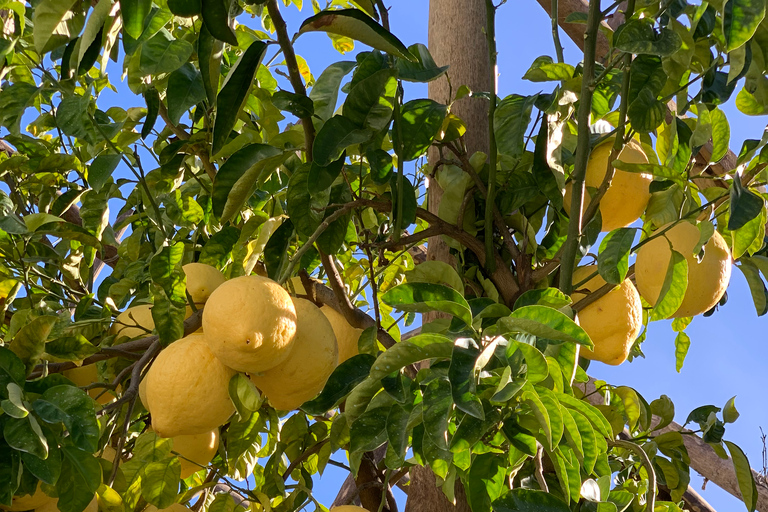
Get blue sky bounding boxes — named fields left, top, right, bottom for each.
left=23, top=0, right=768, bottom=510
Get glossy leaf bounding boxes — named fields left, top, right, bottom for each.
left=497, top=306, right=594, bottom=348
left=313, top=115, right=373, bottom=167
left=614, top=19, right=682, bottom=56
left=728, top=178, right=764, bottom=231
left=396, top=43, right=448, bottom=82
left=381, top=282, right=473, bottom=327
left=597, top=228, right=636, bottom=284
left=141, top=459, right=181, bottom=508
left=201, top=0, right=237, bottom=45
left=34, top=0, right=79, bottom=53
left=301, top=354, right=377, bottom=415
left=449, top=338, right=484, bottom=420
left=396, top=99, right=447, bottom=161
left=723, top=0, right=766, bottom=51
left=494, top=94, right=537, bottom=158
left=167, top=64, right=206, bottom=126
left=343, top=68, right=397, bottom=131
left=674, top=332, right=691, bottom=372
left=198, top=25, right=223, bottom=105
left=141, top=88, right=159, bottom=139
left=57, top=447, right=100, bottom=512
left=724, top=441, right=758, bottom=512
left=10, top=315, right=57, bottom=373
left=652, top=249, right=688, bottom=321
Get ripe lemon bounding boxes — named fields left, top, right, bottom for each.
left=572, top=265, right=643, bottom=365
left=111, top=304, right=155, bottom=340
left=564, top=139, right=651, bottom=232
left=0, top=486, right=55, bottom=511
left=635, top=221, right=732, bottom=318
left=251, top=298, right=338, bottom=410
left=172, top=429, right=219, bottom=479
left=320, top=305, right=362, bottom=364
left=63, top=364, right=117, bottom=405
left=143, top=334, right=235, bottom=437
left=183, top=263, right=226, bottom=306
left=203, top=275, right=297, bottom=374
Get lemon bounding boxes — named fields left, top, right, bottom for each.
left=0, top=486, right=55, bottom=511
left=572, top=265, right=643, bottom=365
left=183, top=263, right=226, bottom=306
left=203, top=276, right=297, bottom=374
left=111, top=304, right=155, bottom=340
left=251, top=298, right=338, bottom=410
left=320, top=305, right=362, bottom=364
left=172, top=429, right=219, bottom=479
left=564, top=139, right=651, bottom=232
left=63, top=364, right=117, bottom=405
left=37, top=497, right=97, bottom=512
left=635, top=221, right=732, bottom=318
left=143, top=333, right=236, bottom=437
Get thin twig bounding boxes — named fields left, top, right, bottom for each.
left=609, top=439, right=656, bottom=512
left=534, top=443, right=549, bottom=492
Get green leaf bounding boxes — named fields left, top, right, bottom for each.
left=301, top=354, right=377, bottom=415
left=423, top=377, right=452, bottom=450
left=405, top=260, right=464, bottom=293
left=211, top=143, right=283, bottom=221
left=201, top=0, right=237, bottom=45
left=737, top=261, right=768, bottom=316
left=310, top=61, right=356, bottom=122
left=724, top=441, right=758, bottom=512
left=557, top=392, right=613, bottom=439
left=505, top=339, right=548, bottom=384
left=272, top=91, right=314, bottom=118
left=141, top=459, right=181, bottom=508
left=513, top=288, right=572, bottom=310
left=523, top=56, right=575, bottom=82
left=33, top=385, right=100, bottom=453
left=313, top=115, right=373, bottom=167
left=493, top=488, right=570, bottom=512
left=228, top=373, right=261, bottom=418
left=167, top=64, right=206, bottom=126
left=212, top=41, right=268, bottom=155
left=674, top=332, right=691, bottom=372
left=21, top=444, right=62, bottom=485
left=2, top=383, right=28, bottom=418
left=397, top=99, right=447, bottom=161
left=121, top=0, right=152, bottom=39
left=497, top=306, right=594, bottom=348
left=611, top=160, right=686, bottom=185
left=57, top=447, right=100, bottom=512
left=466, top=454, right=506, bottom=512
left=709, top=108, right=731, bottom=163
left=33, top=0, right=79, bottom=53
left=299, top=9, right=413, bottom=61
left=4, top=416, right=48, bottom=459
left=287, top=163, right=325, bottom=237
left=44, top=335, right=99, bottom=362
left=628, top=55, right=666, bottom=103
left=369, top=334, right=453, bottom=382
left=0, top=83, right=40, bottom=135
left=76, top=0, right=113, bottom=71
left=736, top=87, right=768, bottom=115
left=0, top=347, right=25, bottom=391
left=89, top=154, right=121, bottom=192
left=652, top=249, right=688, bottom=321
left=198, top=24, right=224, bottom=105
left=728, top=178, right=764, bottom=231
left=614, top=19, right=682, bottom=56
left=343, top=68, right=397, bottom=131
left=350, top=406, right=388, bottom=453
left=308, top=155, right=345, bottom=193
left=396, top=43, right=448, bottom=82
left=597, top=228, right=636, bottom=284
left=628, top=88, right=666, bottom=132
left=449, top=338, right=484, bottom=420
left=536, top=386, right=565, bottom=448
left=138, top=31, right=194, bottom=76
left=723, top=396, right=740, bottom=423
left=168, top=0, right=201, bottom=17
left=385, top=403, right=410, bottom=468
left=149, top=243, right=186, bottom=346
left=723, top=0, right=766, bottom=51
left=10, top=315, right=58, bottom=373
left=494, top=94, right=537, bottom=158
left=521, top=388, right=552, bottom=449
left=381, top=282, right=473, bottom=327
left=141, top=88, right=159, bottom=139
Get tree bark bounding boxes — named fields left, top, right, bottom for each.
left=407, top=1, right=492, bottom=512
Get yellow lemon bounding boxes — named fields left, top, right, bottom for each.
left=564, top=139, right=651, bottom=232
left=37, top=497, right=97, bottom=512
left=0, top=486, right=55, bottom=511
left=572, top=265, right=643, bottom=365
left=63, top=364, right=118, bottom=405
left=320, top=305, right=362, bottom=364
left=183, top=263, right=226, bottom=306
left=251, top=298, right=338, bottom=410
left=144, top=334, right=236, bottom=437
left=172, top=429, right=219, bottom=479
left=635, top=221, right=732, bottom=318
left=111, top=304, right=155, bottom=340
left=203, top=275, right=297, bottom=374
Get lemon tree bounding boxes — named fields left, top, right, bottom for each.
left=0, top=1, right=767, bottom=512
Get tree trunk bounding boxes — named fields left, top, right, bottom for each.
left=407, top=2, right=491, bottom=512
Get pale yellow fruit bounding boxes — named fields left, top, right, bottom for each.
left=203, top=275, right=297, bottom=373
left=183, top=263, right=226, bottom=306
left=564, top=139, right=651, bottom=232
left=63, top=364, right=118, bottom=405
left=251, top=298, right=338, bottom=410
left=143, top=334, right=236, bottom=437
left=37, top=497, right=97, bottom=512
left=320, top=305, right=362, bottom=364
left=172, top=429, right=219, bottom=479
left=0, top=486, right=55, bottom=511
left=635, top=221, right=732, bottom=318
left=572, top=265, right=643, bottom=366
left=111, top=304, right=155, bottom=340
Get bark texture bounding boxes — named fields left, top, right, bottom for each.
left=407, top=1, right=491, bottom=512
